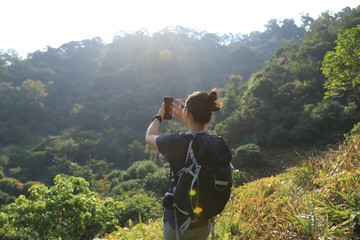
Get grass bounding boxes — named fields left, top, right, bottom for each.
left=104, top=134, right=360, bottom=239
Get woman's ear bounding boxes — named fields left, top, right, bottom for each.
left=185, top=109, right=191, bottom=119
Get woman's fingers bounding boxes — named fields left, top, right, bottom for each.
left=172, top=99, right=184, bottom=120
left=173, top=99, right=182, bottom=113
left=176, top=99, right=184, bottom=105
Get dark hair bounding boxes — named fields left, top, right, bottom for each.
left=185, top=88, right=223, bottom=125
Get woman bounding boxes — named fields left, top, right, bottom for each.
left=145, top=88, right=231, bottom=240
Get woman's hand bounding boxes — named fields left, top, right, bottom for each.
left=146, top=102, right=166, bottom=150
left=173, top=99, right=186, bottom=125
left=157, top=102, right=166, bottom=120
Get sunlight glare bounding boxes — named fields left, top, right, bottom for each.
left=159, top=50, right=173, bottom=61
left=189, top=189, right=197, bottom=196
left=193, top=207, right=203, bottom=214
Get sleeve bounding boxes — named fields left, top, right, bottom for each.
left=156, top=133, right=175, bottom=159
left=156, top=133, right=186, bottom=173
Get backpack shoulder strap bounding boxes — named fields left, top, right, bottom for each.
left=170, top=166, right=177, bottom=188
left=170, top=132, right=194, bottom=188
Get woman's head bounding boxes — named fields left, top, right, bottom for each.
left=184, top=88, right=222, bottom=125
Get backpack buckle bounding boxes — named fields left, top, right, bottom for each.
left=195, top=165, right=201, bottom=174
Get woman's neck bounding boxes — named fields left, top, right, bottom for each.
left=188, top=121, right=206, bottom=133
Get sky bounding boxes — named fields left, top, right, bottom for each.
left=1, top=0, right=359, bottom=57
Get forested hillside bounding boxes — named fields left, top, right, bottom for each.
left=1, top=5, right=360, bottom=239
left=215, top=7, right=360, bottom=149
left=0, top=19, right=304, bottom=184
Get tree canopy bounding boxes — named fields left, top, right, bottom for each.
left=322, top=25, right=360, bottom=104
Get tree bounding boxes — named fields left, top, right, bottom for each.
left=125, top=160, right=157, bottom=180
left=16, top=79, right=48, bottom=103
left=128, top=140, right=148, bottom=164
left=144, top=167, right=170, bottom=197
left=0, top=178, right=23, bottom=196
left=0, top=175, right=124, bottom=240
left=233, top=144, right=264, bottom=169
left=322, top=25, right=360, bottom=105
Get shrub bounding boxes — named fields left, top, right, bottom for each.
left=290, top=123, right=318, bottom=142
left=108, top=169, right=125, bottom=189
left=125, top=160, right=157, bottom=180
left=1, top=175, right=124, bottom=240
left=344, top=122, right=360, bottom=141
left=266, top=125, right=290, bottom=146
left=111, top=179, right=143, bottom=195
left=0, top=190, right=15, bottom=205
left=0, top=170, right=5, bottom=180
left=0, top=178, right=23, bottom=196
left=290, top=165, right=315, bottom=190
left=22, top=181, right=42, bottom=197
left=144, top=168, right=170, bottom=197
left=128, top=140, right=148, bottom=164
left=233, top=144, right=264, bottom=169
left=232, top=169, right=250, bottom=187
left=0, top=126, right=29, bottom=144
left=24, top=151, right=49, bottom=179
left=119, top=194, right=162, bottom=226
left=108, top=169, right=124, bottom=182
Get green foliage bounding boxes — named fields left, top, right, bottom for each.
left=8, top=167, right=21, bottom=177
left=146, top=146, right=166, bottom=165
left=119, top=194, right=162, bottom=226
left=16, top=79, right=48, bottom=103
left=111, top=179, right=143, bottom=195
left=322, top=25, right=360, bottom=104
left=0, top=191, right=15, bottom=205
left=0, top=178, right=23, bottom=196
left=22, top=181, right=41, bottom=197
left=290, top=164, right=315, bottom=190
left=232, top=169, right=250, bottom=187
left=71, top=164, right=93, bottom=182
left=266, top=125, right=290, bottom=146
left=48, top=156, right=75, bottom=178
left=0, top=175, right=124, bottom=240
left=23, top=150, right=49, bottom=180
left=144, top=167, right=170, bottom=197
left=289, top=123, right=318, bottom=142
left=47, top=135, right=79, bottom=154
left=108, top=169, right=125, bottom=189
left=106, top=134, right=360, bottom=239
left=233, top=144, right=264, bottom=169
left=216, top=7, right=360, bottom=149
left=0, top=126, right=30, bottom=144
left=0, top=14, right=323, bottom=188
left=128, top=140, right=148, bottom=164
left=124, top=160, right=157, bottom=180
left=0, top=155, right=9, bottom=178
left=344, top=102, right=359, bottom=119
left=1, top=7, right=360, bottom=239
left=344, top=122, right=360, bottom=141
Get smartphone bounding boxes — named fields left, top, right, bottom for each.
left=163, top=97, right=174, bottom=120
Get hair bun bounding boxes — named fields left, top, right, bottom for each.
left=208, top=88, right=218, bottom=102
left=208, top=88, right=222, bottom=112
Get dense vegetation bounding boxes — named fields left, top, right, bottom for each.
left=0, top=5, right=360, bottom=239
left=106, top=130, right=360, bottom=239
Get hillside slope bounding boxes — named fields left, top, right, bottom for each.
left=106, top=133, right=360, bottom=239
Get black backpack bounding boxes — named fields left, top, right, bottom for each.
left=171, top=131, right=233, bottom=232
